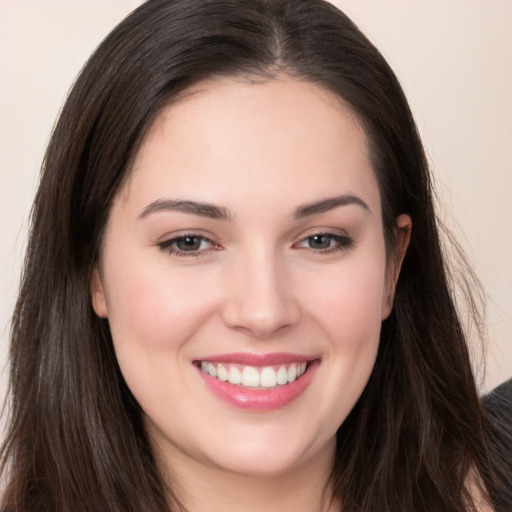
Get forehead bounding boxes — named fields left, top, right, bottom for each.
left=120, top=76, right=380, bottom=214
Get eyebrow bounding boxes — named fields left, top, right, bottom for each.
left=138, top=193, right=369, bottom=221
left=138, top=199, right=231, bottom=220
left=293, top=194, right=370, bottom=218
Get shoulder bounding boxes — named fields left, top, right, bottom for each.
left=483, top=377, right=512, bottom=451
left=482, top=378, right=512, bottom=512
left=483, top=378, right=512, bottom=411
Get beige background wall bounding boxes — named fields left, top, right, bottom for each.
left=1, top=0, right=511, bottom=410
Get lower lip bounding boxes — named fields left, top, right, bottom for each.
left=197, top=361, right=319, bottom=411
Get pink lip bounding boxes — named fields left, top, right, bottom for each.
left=195, top=355, right=319, bottom=411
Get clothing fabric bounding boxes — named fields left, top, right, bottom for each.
left=483, top=378, right=512, bottom=512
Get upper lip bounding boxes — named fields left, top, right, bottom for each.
left=195, top=352, right=317, bottom=366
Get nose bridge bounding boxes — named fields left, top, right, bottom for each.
left=222, top=243, right=300, bottom=337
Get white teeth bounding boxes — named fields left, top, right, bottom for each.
left=228, top=366, right=242, bottom=384
left=207, top=363, right=217, bottom=378
left=276, top=366, right=288, bottom=385
left=260, top=367, right=277, bottom=388
left=217, top=365, right=229, bottom=381
left=242, top=366, right=260, bottom=387
left=199, top=361, right=309, bottom=388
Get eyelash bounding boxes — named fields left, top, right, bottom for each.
left=158, top=234, right=218, bottom=257
left=294, top=232, right=354, bottom=255
left=157, top=232, right=354, bottom=257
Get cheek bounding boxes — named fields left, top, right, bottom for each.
left=102, top=265, right=217, bottom=417
left=301, top=254, right=386, bottom=407
left=308, top=257, right=387, bottom=341
left=104, top=263, right=217, bottom=353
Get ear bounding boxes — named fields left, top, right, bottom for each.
left=90, top=267, right=109, bottom=318
left=382, top=214, right=411, bottom=319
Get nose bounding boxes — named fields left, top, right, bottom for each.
left=221, top=250, right=301, bottom=338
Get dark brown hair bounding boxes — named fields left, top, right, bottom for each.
left=0, top=0, right=501, bottom=510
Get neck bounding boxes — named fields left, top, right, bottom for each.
left=156, top=438, right=339, bottom=512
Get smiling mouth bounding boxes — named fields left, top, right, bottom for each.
left=197, top=361, right=309, bottom=389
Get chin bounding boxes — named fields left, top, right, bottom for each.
left=206, top=448, right=308, bottom=477
left=196, top=425, right=336, bottom=478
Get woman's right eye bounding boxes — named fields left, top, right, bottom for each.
left=158, top=235, right=217, bottom=256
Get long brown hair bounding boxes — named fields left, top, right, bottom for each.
left=0, top=1, right=501, bottom=510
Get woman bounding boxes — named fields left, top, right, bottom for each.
left=0, top=0, right=506, bottom=510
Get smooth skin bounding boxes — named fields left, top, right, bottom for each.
left=91, top=76, right=411, bottom=512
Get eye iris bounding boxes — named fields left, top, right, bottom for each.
left=309, top=234, right=331, bottom=249
left=177, top=236, right=201, bottom=251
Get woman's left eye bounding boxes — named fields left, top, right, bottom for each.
left=295, top=233, right=353, bottom=253
left=158, top=235, right=216, bottom=255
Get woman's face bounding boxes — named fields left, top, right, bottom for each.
left=91, top=77, right=409, bottom=478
